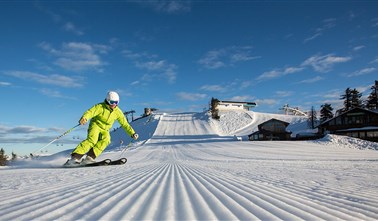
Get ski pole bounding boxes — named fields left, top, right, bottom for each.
left=31, top=123, right=81, bottom=156
left=119, top=140, right=134, bottom=158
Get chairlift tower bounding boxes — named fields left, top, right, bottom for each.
left=280, top=104, right=307, bottom=116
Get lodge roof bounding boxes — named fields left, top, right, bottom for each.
left=318, top=107, right=378, bottom=127
left=219, top=100, right=257, bottom=106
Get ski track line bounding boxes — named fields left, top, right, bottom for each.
left=179, top=162, right=278, bottom=220
left=215, top=157, right=378, bottom=219
left=0, top=164, right=157, bottom=220
left=82, top=161, right=188, bottom=220
left=181, top=160, right=333, bottom=220
left=1, top=168, right=130, bottom=220
left=180, top=145, right=377, bottom=219
left=194, top=158, right=378, bottom=220
left=78, top=163, right=167, bottom=220
left=275, top=180, right=378, bottom=219
left=108, top=151, right=221, bottom=220
left=176, top=142, right=378, bottom=218
left=187, top=163, right=371, bottom=221
left=172, top=143, right=378, bottom=220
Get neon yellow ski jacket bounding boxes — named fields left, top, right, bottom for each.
left=82, top=102, right=135, bottom=136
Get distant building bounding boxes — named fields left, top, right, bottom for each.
left=317, top=107, right=378, bottom=142
left=248, top=118, right=292, bottom=141
left=217, top=100, right=257, bottom=111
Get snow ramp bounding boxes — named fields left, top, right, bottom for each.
left=147, top=112, right=232, bottom=145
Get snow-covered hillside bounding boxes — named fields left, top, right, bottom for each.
left=210, top=110, right=312, bottom=138
left=1, top=111, right=378, bottom=220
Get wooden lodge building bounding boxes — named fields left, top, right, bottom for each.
left=248, top=118, right=292, bottom=141
left=317, top=107, right=378, bottom=142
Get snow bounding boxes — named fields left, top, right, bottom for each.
left=1, top=110, right=378, bottom=220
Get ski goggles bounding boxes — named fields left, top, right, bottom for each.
left=108, top=100, right=119, bottom=105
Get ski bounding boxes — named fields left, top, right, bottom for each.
left=109, top=157, right=127, bottom=165
left=83, top=159, right=111, bottom=167
left=63, top=158, right=127, bottom=168
left=63, top=159, right=111, bottom=168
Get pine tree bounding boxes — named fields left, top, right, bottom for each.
left=210, top=97, right=220, bottom=120
left=320, top=103, right=334, bottom=122
left=350, top=88, right=363, bottom=109
left=365, top=80, right=378, bottom=110
left=340, top=87, right=352, bottom=113
left=11, top=152, right=18, bottom=161
left=0, top=148, right=8, bottom=166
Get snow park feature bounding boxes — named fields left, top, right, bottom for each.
left=1, top=110, right=378, bottom=220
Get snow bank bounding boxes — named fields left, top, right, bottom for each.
left=314, top=134, right=378, bottom=150
left=210, top=110, right=253, bottom=135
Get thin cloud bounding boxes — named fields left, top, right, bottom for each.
left=353, top=45, right=365, bottom=51
left=304, top=33, right=322, bottom=43
left=228, top=95, right=255, bottom=102
left=275, top=91, right=293, bottom=97
left=136, top=60, right=177, bottom=84
left=370, top=57, right=378, bottom=64
left=134, top=0, right=192, bottom=14
left=255, top=98, right=279, bottom=106
left=257, top=66, right=303, bottom=81
left=39, top=42, right=110, bottom=72
left=0, top=81, right=12, bottom=86
left=301, top=54, right=352, bottom=72
left=304, top=18, right=336, bottom=43
left=257, top=70, right=281, bottom=80
left=39, top=88, right=77, bottom=99
left=62, top=22, right=84, bottom=36
left=371, top=18, right=378, bottom=27
left=198, top=46, right=260, bottom=70
left=35, top=3, right=84, bottom=36
left=0, top=124, right=46, bottom=135
left=200, top=84, right=227, bottom=92
left=347, top=67, right=376, bottom=77
left=176, top=92, right=207, bottom=101
left=123, top=49, right=177, bottom=84
left=297, top=76, right=324, bottom=84
left=198, top=49, right=226, bottom=69
left=4, top=71, right=83, bottom=88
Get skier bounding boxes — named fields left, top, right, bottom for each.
left=66, top=91, right=138, bottom=165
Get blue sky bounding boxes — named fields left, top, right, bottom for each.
left=1, top=0, right=377, bottom=155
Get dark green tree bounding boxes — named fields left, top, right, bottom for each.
left=11, top=152, right=18, bottom=161
left=0, top=148, right=8, bottom=166
left=350, top=88, right=363, bottom=109
left=365, top=80, right=378, bottom=110
left=320, top=103, right=334, bottom=122
left=340, top=87, right=352, bottom=113
left=210, top=97, right=220, bottom=120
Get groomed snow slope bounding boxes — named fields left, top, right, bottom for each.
left=1, top=111, right=378, bottom=220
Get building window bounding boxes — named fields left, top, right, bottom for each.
left=360, top=132, right=365, bottom=138
left=367, top=131, right=378, bottom=138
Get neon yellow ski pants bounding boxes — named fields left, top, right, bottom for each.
left=72, top=123, right=111, bottom=158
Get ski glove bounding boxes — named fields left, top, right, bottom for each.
left=132, top=133, right=139, bottom=140
left=79, top=117, right=87, bottom=125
